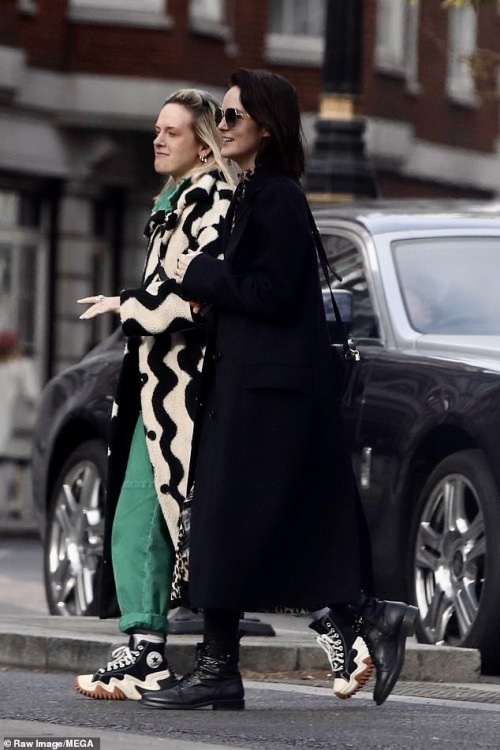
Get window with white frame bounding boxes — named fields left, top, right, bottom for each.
left=189, top=0, right=227, bottom=37
left=446, top=5, right=478, bottom=104
left=68, top=0, right=172, bottom=29
left=405, top=1, right=420, bottom=94
left=265, top=0, right=326, bottom=67
left=190, top=0, right=223, bottom=23
left=375, top=0, right=405, bottom=73
left=0, top=188, right=46, bottom=390
left=375, top=0, right=420, bottom=91
left=71, top=0, right=164, bottom=11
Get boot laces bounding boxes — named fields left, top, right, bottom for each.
left=99, top=644, right=141, bottom=673
left=316, top=632, right=345, bottom=672
left=352, top=614, right=363, bottom=635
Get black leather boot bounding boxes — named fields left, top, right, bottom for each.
left=347, top=596, right=419, bottom=706
left=141, top=641, right=244, bottom=710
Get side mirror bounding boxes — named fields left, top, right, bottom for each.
left=322, top=289, right=353, bottom=341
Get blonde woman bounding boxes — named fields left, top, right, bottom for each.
left=75, top=89, right=233, bottom=700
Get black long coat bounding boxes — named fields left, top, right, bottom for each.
left=181, top=171, right=371, bottom=611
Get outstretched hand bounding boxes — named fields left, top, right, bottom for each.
left=78, top=295, right=121, bottom=320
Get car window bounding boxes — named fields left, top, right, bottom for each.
left=393, top=237, right=500, bottom=334
left=321, top=233, right=379, bottom=340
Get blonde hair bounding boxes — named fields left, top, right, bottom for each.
left=156, top=88, right=234, bottom=199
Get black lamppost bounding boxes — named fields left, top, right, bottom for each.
left=305, top=0, right=378, bottom=200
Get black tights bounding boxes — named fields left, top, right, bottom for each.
left=203, top=596, right=370, bottom=648
left=203, top=608, right=241, bottom=649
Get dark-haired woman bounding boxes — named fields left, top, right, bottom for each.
left=142, top=70, right=418, bottom=711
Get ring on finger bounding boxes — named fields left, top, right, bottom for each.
left=97, top=294, right=106, bottom=304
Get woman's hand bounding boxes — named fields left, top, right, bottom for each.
left=175, top=250, right=202, bottom=284
left=77, top=295, right=121, bottom=320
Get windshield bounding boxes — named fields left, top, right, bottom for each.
left=393, top=237, right=500, bottom=335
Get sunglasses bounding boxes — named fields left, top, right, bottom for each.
left=215, top=107, right=251, bottom=128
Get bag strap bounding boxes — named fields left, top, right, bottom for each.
left=305, top=204, right=360, bottom=363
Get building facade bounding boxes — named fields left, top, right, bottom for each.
left=0, top=0, right=498, bottom=382
left=363, top=0, right=499, bottom=198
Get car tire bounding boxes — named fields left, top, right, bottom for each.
left=409, top=449, right=500, bottom=673
left=44, top=439, right=107, bottom=617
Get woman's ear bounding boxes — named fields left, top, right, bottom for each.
left=198, top=148, right=211, bottom=163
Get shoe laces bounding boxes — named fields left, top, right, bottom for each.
left=316, top=632, right=345, bottom=672
left=99, top=643, right=142, bottom=673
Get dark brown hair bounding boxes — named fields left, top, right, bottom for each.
left=230, top=69, right=305, bottom=178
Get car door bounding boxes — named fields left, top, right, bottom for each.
left=319, top=227, right=383, bottom=476
left=320, top=228, right=417, bottom=594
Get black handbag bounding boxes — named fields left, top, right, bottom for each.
left=306, top=205, right=361, bottom=408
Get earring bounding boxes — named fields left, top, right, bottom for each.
left=199, top=153, right=208, bottom=163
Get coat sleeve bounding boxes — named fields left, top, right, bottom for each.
left=181, top=182, right=312, bottom=321
left=120, top=191, right=230, bottom=337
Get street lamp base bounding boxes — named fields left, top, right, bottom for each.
left=168, top=607, right=276, bottom=637
left=305, top=118, right=378, bottom=200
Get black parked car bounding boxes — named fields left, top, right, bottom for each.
left=32, top=201, right=500, bottom=672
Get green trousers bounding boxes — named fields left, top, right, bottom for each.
left=111, top=413, right=175, bottom=635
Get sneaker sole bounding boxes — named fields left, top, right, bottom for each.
left=75, top=678, right=127, bottom=700
left=75, top=670, right=174, bottom=701
left=333, top=638, right=374, bottom=700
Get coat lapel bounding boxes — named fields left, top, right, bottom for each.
left=224, top=175, right=266, bottom=262
left=224, top=198, right=252, bottom=261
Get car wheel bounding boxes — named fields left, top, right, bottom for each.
left=44, top=439, right=107, bottom=616
left=410, top=449, right=500, bottom=672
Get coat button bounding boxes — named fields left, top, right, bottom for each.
left=208, top=410, right=216, bottom=420
left=214, top=352, right=223, bottom=361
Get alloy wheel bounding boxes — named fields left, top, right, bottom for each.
left=46, top=454, right=105, bottom=615
left=414, top=469, right=485, bottom=646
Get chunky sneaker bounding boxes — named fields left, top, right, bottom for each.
left=76, top=636, right=177, bottom=700
left=309, top=609, right=373, bottom=700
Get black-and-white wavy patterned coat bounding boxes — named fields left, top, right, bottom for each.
left=99, top=170, right=233, bottom=618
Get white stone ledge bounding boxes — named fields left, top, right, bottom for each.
left=366, top=117, right=500, bottom=194
left=0, top=45, right=25, bottom=94
left=16, top=69, right=225, bottom=128
left=68, top=8, right=173, bottom=29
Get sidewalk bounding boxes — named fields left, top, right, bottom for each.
left=0, top=612, right=483, bottom=691
left=0, top=512, right=495, bottom=704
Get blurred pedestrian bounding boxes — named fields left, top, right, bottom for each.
left=142, top=69, right=418, bottom=712
left=75, top=88, right=234, bottom=700
left=0, top=329, right=39, bottom=518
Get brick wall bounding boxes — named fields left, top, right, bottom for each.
left=3, top=0, right=499, bottom=194
left=16, top=0, right=68, bottom=69
left=0, top=0, right=18, bottom=45
left=6, top=0, right=322, bottom=109
left=362, top=0, right=499, bottom=155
